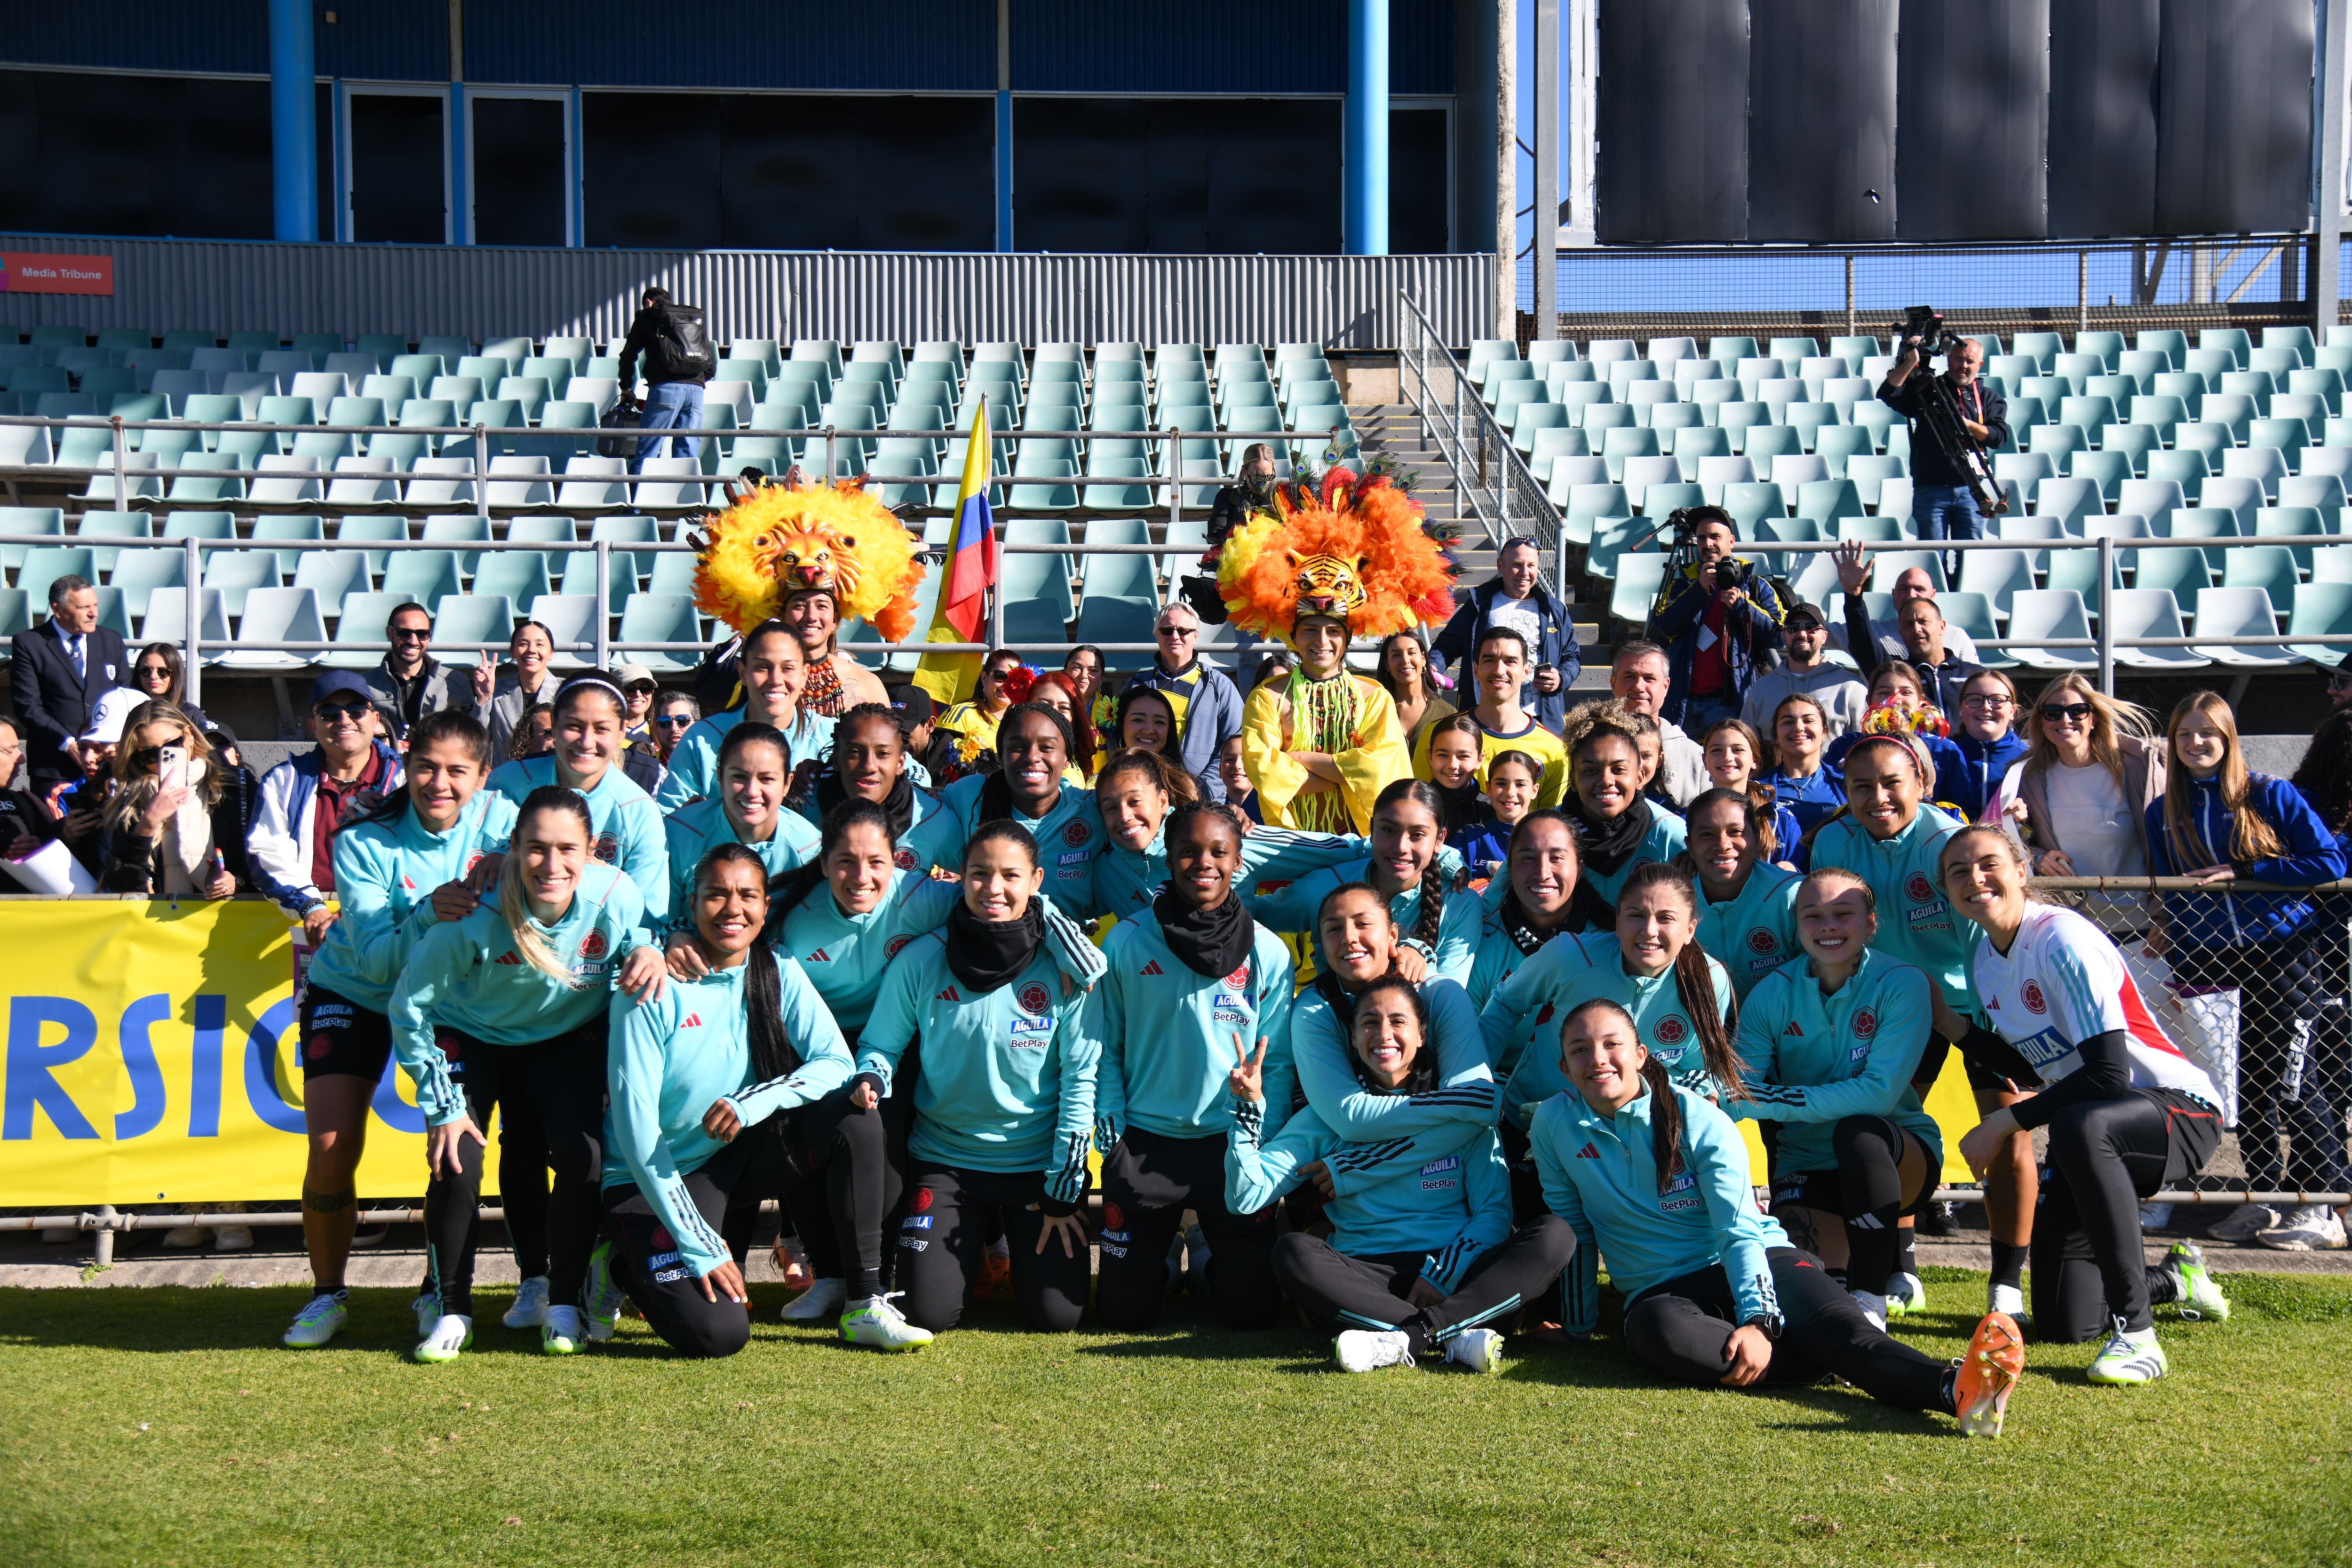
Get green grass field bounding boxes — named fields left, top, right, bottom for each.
left=5, top=1268, right=2350, bottom=1568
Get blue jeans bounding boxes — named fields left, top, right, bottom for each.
left=633, top=381, right=704, bottom=469
left=1911, top=483, right=1979, bottom=546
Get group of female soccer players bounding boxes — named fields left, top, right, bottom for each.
left=277, top=618, right=2262, bottom=1440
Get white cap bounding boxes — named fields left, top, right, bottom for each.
left=81, top=687, right=147, bottom=746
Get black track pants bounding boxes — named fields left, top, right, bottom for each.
left=2033, top=1087, right=2222, bottom=1340
left=1622, top=1247, right=1951, bottom=1411
left=895, top=1166, right=1090, bottom=1333
left=786, top=1045, right=913, bottom=1286
left=1271, top=1215, right=1576, bottom=1355
left=421, top=1025, right=603, bottom=1316
left=602, top=1120, right=795, bottom=1359
left=1096, top=1127, right=1281, bottom=1330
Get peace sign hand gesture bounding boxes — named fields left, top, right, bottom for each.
left=1227, top=1034, right=1270, bottom=1106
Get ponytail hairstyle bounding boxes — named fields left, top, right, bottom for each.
left=1684, top=784, right=1773, bottom=862
left=1936, top=822, right=2045, bottom=906
left=2160, top=689, right=2284, bottom=866
left=696, top=841, right=802, bottom=1084
left=1563, top=995, right=1689, bottom=1192
left=497, top=786, right=597, bottom=988
left=771, top=797, right=897, bottom=921
left=1696, top=721, right=1782, bottom=855
left=553, top=672, right=630, bottom=723
left=1371, top=776, right=1452, bottom=952
left=1096, top=746, right=1201, bottom=812
left=341, top=708, right=491, bottom=836
left=1797, top=863, right=1878, bottom=921
left=1501, top=807, right=1593, bottom=936
left=1345, top=973, right=1441, bottom=1096
left=715, top=718, right=791, bottom=790
left=1310, top=880, right=1398, bottom=1027
left=966, top=818, right=1041, bottom=872
left=1615, top=860, right=1743, bottom=1096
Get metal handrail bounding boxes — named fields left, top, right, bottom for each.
left=1398, top=294, right=1562, bottom=579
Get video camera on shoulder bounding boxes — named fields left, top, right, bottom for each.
left=1895, top=304, right=1963, bottom=358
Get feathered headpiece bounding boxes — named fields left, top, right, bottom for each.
left=692, top=480, right=928, bottom=642
left=1214, top=467, right=1455, bottom=644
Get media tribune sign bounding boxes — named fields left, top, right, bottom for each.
left=0, top=253, right=114, bottom=295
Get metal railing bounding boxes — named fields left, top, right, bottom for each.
left=1398, top=295, right=1565, bottom=588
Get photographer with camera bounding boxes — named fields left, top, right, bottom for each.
left=1878, top=320, right=2006, bottom=575
left=1649, top=506, right=1790, bottom=734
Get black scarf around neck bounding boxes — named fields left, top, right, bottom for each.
left=1430, top=778, right=1486, bottom=836
left=1566, top=794, right=1650, bottom=877
left=945, top=899, right=1044, bottom=995
left=1496, top=887, right=1566, bottom=955
left=814, top=768, right=917, bottom=840
left=1154, top=888, right=1255, bottom=979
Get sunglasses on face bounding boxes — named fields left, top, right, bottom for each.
left=390, top=627, right=431, bottom=641
left=314, top=700, right=370, bottom=722
left=626, top=683, right=659, bottom=697
left=2040, top=703, right=2092, bottom=724
left=655, top=714, right=696, bottom=729
left=1157, top=625, right=1196, bottom=638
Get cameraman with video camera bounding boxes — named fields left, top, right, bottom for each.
left=1879, top=319, right=2006, bottom=574
left=1650, top=505, right=1789, bottom=731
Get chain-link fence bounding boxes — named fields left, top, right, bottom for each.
left=1516, top=237, right=2347, bottom=349
left=2026, top=876, right=2352, bottom=1213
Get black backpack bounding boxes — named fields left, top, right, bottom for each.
left=644, top=302, right=715, bottom=383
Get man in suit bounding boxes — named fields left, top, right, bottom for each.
left=12, top=574, right=126, bottom=790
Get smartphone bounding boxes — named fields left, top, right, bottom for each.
left=158, top=743, right=186, bottom=795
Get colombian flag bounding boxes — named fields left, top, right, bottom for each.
left=910, top=400, right=998, bottom=706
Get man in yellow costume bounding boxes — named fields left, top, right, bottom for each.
left=1224, top=465, right=1458, bottom=835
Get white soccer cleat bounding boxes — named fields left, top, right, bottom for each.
left=503, top=1275, right=552, bottom=1329
left=282, top=1291, right=348, bottom=1348
left=1444, top=1328, right=1505, bottom=1374
left=2207, top=1202, right=2277, bottom=1243
left=2256, top=1205, right=2347, bottom=1252
left=840, top=1292, right=934, bottom=1351
left=411, top=1290, right=444, bottom=1338
left=1851, top=1289, right=1889, bottom=1332
left=540, top=1305, right=587, bottom=1355
left=1886, top=1272, right=1927, bottom=1316
left=214, top=1225, right=254, bottom=1253
left=781, top=1277, right=847, bottom=1323
left=2087, top=1318, right=2167, bottom=1385
left=413, top=1313, right=473, bottom=1364
left=1334, top=1328, right=1415, bottom=1373
left=1987, top=1281, right=2028, bottom=1320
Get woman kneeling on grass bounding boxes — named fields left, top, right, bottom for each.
left=855, top=821, right=1108, bottom=1334
left=1529, top=996, right=2026, bottom=1435
left=1940, top=824, right=2233, bottom=1384
left=602, top=843, right=858, bottom=1357
left=389, top=787, right=665, bottom=1361
left=1228, top=975, right=1574, bottom=1374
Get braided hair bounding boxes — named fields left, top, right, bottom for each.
left=1615, top=860, right=1744, bottom=1096
left=1371, top=776, right=1451, bottom=953
left=695, top=841, right=801, bottom=1084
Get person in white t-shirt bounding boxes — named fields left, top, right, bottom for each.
left=1939, top=824, right=2231, bottom=1386
left=2015, top=675, right=2167, bottom=938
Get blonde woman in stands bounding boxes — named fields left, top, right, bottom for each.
left=2015, top=673, right=2165, bottom=912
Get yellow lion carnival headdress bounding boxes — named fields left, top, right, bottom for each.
left=1215, top=467, right=1456, bottom=644
left=692, top=480, right=928, bottom=643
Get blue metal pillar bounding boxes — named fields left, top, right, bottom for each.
left=448, top=82, right=468, bottom=244
left=997, top=91, right=1015, bottom=252
left=268, top=0, right=317, bottom=241
left=1343, top=0, right=1390, bottom=255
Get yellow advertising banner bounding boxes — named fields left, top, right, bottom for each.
left=0, top=901, right=497, bottom=1207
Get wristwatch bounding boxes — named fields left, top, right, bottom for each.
left=1740, top=1312, right=1783, bottom=1342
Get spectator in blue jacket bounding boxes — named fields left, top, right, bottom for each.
left=2147, top=691, right=2348, bottom=1227
left=1649, top=508, right=1788, bottom=732
left=1428, top=538, right=1579, bottom=734
left=249, top=671, right=405, bottom=941
left=1939, top=669, right=2029, bottom=824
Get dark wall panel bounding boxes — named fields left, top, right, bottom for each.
left=1015, top=98, right=1340, bottom=254
left=1896, top=0, right=2046, bottom=239
left=0, top=69, right=274, bottom=240
left=469, top=0, right=994, bottom=91
left=2155, top=0, right=2315, bottom=234
left=1010, top=0, right=1454, bottom=95
left=348, top=92, right=446, bottom=244
left=1389, top=107, right=1451, bottom=253
left=2048, top=0, right=2159, bottom=238
left=584, top=94, right=722, bottom=249
left=472, top=97, right=567, bottom=247
left=1595, top=0, right=1748, bottom=243
left=1748, top=0, right=1897, bottom=241
left=587, top=93, right=989, bottom=252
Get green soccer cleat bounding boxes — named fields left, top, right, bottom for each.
left=2087, top=1317, right=2167, bottom=1386
left=839, top=1292, right=934, bottom=1352
left=413, top=1314, right=473, bottom=1364
left=582, top=1241, right=627, bottom=1343
left=540, top=1305, right=587, bottom=1355
left=2161, top=1240, right=2229, bottom=1321
left=282, top=1291, right=348, bottom=1348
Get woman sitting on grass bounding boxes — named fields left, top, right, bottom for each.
left=1528, top=996, right=2026, bottom=1436
left=1228, top=976, right=1573, bottom=1374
